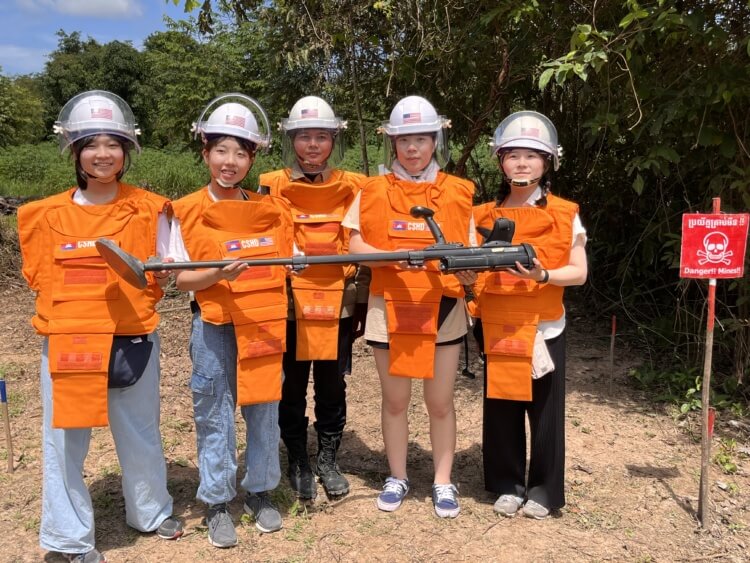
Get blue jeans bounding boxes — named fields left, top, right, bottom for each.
left=189, top=312, right=281, bottom=505
left=39, top=333, right=173, bottom=554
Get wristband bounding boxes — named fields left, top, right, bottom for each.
left=539, top=269, right=549, bottom=284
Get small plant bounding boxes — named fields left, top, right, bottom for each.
left=713, top=438, right=739, bottom=474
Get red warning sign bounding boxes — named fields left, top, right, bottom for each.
left=680, top=213, right=749, bottom=279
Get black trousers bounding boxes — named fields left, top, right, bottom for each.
left=482, top=328, right=567, bottom=510
left=278, top=316, right=353, bottom=446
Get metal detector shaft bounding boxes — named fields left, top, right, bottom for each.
left=140, top=246, right=535, bottom=272
left=95, top=238, right=536, bottom=289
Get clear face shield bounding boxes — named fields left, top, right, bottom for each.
left=192, top=93, right=272, bottom=152
left=54, top=90, right=141, bottom=153
left=382, top=126, right=450, bottom=171
left=280, top=128, right=346, bottom=170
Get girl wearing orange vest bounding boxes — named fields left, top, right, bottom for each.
left=260, top=96, right=366, bottom=501
left=473, top=111, right=587, bottom=520
left=168, top=94, right=292, bottom=547
left=342, top=96, right=477, bottom=518
left=17, top=91, right=182, bottom=563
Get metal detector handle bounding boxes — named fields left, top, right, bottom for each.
left=410, top=205, right=446, bottom=244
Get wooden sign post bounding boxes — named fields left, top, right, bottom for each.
left=680, top=200, right=748, bottom=527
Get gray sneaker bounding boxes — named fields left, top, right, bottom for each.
left=156, top=515, right=184, bottom=540
left=244, top=491, right=282, bottom=533
left=206, top=503, right=237, bottom=548
left=493, top=494, right=524, bottom=517
left=522, top=499, right=550, bottom=520
left=62, top=550, right=106, bottom=563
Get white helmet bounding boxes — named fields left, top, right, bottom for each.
left=380, top=95, right=451, bottom=169
left=280, top=96, right=346, bottom=167
left=54, top=90, right=141, bottom=153
left=490, top=111, right=561, bottom=170
left=280, top=96, right=346, bottom=133
left=193, top=93, right=271, bottom=151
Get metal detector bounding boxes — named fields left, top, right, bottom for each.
left=96, top=206, right=536, bottom=289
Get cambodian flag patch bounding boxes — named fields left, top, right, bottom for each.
left=60, top=242, right=76, bottom=250
left=225, top=239, right=242, bottom=251
left=391, top=220, right=408, bottom=231
left=259, top=237, right=273, bottom=246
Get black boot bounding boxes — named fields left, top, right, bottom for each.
left=286, top=441, right=317, bottom=500
left=315, top=433, right=349, bottom=497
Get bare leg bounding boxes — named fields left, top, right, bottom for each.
left=373, top=347, right=411, bottom=480
left=423, top=343, right=460, bottom=484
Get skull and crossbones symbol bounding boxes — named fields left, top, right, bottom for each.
left=697, top=231, right=733, bottom=265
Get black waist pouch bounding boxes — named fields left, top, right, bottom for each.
left=108, top=335, right=154, bottom=388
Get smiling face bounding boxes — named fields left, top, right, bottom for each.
left=293, top=128, right=334, bottom=170
left=499, top=148, right=547, bottom=186
left=394, top=134, right=435, bottom=175
left=202, top=136, right=255, bottom=189
left=77, top=134, right=125, bottom=184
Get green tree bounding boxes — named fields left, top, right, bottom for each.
left=41, top=31, right=146, bottom=134
left=0, top=70, right=46, bottom=146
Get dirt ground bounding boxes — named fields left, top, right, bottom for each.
left=0, top=287, right=748, bottom=563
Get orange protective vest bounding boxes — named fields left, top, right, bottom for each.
left=17, top=184, right=168, bottom=428
left=260, top=169, right=363, bottom=360
left=473, top=194, right=578, bottom=401
left=172, top=188, right=294, bottom=405
left=359, top=172, right=474, bottom=378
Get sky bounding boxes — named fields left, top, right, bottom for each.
left=0, top=0, right=199, bottom=76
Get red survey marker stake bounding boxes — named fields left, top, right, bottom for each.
left=680, top=200, right=748, bottom=528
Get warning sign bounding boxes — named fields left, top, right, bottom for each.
left=680, top=213, right=749, bottom=279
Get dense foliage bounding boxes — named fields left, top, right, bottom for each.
left=0, top=0, right=748, bottom=400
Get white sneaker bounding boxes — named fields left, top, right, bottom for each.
left=493, top=494, right=524, bottom=517
left=522, top=499, right=550, bottom=520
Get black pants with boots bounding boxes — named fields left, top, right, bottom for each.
left=279, top=316, right=352, bottom=449
left=279, top=317, right=353, bottom=497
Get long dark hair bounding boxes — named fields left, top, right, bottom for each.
left=495, top=150, right=552, bottom=208
left=70, top=134, right=133, bottom=190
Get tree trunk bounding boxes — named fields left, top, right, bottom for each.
left=454, top=44, right=509, bottom=179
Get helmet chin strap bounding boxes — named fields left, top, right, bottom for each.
left=298, top=158, right=328, bottom=172
left=509, top=177, right=542, bottom=187
left=215, top=178, right=239, bottom=189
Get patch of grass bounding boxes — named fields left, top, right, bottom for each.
left=92, top=489, right=118, bottom=510
left=164, top=418, right=192, bottom=433
left=100, top=463, right=122, bottom=477
left=0, top=363, right=28, bottom=417
left=162, top=435, right=182, bottom=452
left=20, top=514, right=40, bottom=532
left=713, top=438, right=739, bottom=475
left=283, top=518, right=305, bottom=542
